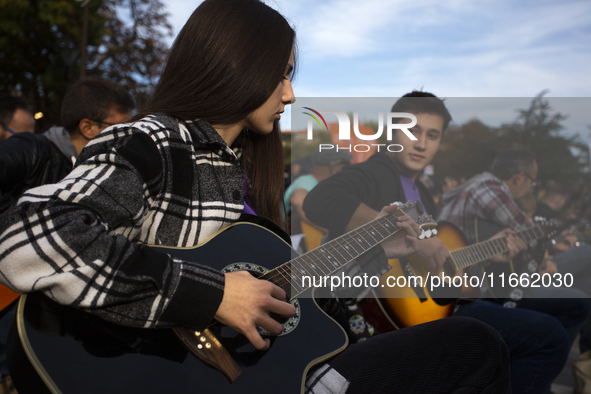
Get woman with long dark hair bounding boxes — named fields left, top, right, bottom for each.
left=0, top=0, right=511, bottom=392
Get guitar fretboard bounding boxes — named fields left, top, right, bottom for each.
left=262, top=210, right=409, bottom=299
left=450, top=225, right=545, bottom=269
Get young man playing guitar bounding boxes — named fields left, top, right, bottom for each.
left=304, top=92, right=588, bottom=393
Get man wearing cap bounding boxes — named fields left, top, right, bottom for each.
left=284, top=150, right=353, bottom=235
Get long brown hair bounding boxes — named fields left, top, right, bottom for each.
left=138, top=0, right=296, bottom=227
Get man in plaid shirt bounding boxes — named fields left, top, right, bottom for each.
left=439, top=149, right=532, bottom=244
left=440, top=148, right=591, bottom=390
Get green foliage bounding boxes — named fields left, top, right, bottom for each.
left=284, top=130, right=332, bottom=164
left=431, top=92, right=589, bottom=184
left=0, top=0, right=172, bottom=130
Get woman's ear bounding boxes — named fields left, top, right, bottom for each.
left=78, top=119, right=95, bottom=140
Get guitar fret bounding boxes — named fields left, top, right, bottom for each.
left=362, top=230, right=379, bottom=244
left=363, top=224, right=383, bottom=243
left=475, top=246, right=484, bottom=262
left=275, top=266, right=291, bottom=287
left=455, top=250, right=466, bottom=267
left=347, top=232, right=372, bottom=252
left=341, top=234, right=365, bottom=255
left=279, top=264, right=303, bottom=296
left=313, top=247, right=337, bottom=271
left=484, top=243, right=494, bottom=260
left=474, top=246, right=484, bottom=262
left=323, top=245, right=350, bottom=270
left=520, top=228, right=534, bottom=243
left=291, top=259, right=315, bottom=281
left=458, top=251, right=469, bottom=268
left=324, top=243, right=351, bottom=267
left=494, top=239, right=507, bottom=254
left=465, top=247, right=475, bottom=264
left=460, top=249, right=471, bottom=266
left=494, top=239, right=505, bottom=254
left=277, top=206, right=431, bottom=298
left=425, top=223, right=552, bottom=280
left=298, top=255, right=330, bottom=277
left=333, top=238, right=356, bottom=260
left=311, top=247, right=338, bottom=270
left=456, top=252, right=466, bottom=269
left=484, top=242, right=495, bottom=259
left=372, top=221, right=394, bottom=239
left=282, top=265, right=301, bottom=296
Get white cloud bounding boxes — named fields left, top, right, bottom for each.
left=162, top=0, right=591, bottom=99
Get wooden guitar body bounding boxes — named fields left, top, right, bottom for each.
left=10, top=218, right=348, bottom=394
left=369, top=222, right=468, bottom=330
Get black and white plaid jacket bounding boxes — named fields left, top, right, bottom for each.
left=0, top=113, right=248, bottom=329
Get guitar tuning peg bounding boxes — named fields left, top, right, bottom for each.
left=432, top=229, right=437, bottom=235
left=419, top=231, right=425, bottom=240
left=424, top=229, right=432, bottom=238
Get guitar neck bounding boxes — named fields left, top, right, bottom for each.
left=264, top=209, right=408, bottom=299
left=451, top=225, right=544, bottom=269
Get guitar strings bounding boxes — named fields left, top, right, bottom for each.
left=199, top=207, right=429, bottom=335
left=262, top=207, right=429, bottom=298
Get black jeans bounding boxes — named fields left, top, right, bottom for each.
left=457, top=296, right=589, bottom=394
left=328, top=316, right=511, bottom=393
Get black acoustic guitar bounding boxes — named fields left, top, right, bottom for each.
left=9, top=203, right=435, bottom=394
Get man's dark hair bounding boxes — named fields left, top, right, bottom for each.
left=391, top=91, right=453, bottom=132
left=61, top=77, right=135, bottom=134
left=491, top=147, right=537, bottom=181
left=0, top=95, right=32, bottom=127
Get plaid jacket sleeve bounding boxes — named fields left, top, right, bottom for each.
left=0, top=122, right=225, bottom=330
left=473, top=179, right=530, bottom=230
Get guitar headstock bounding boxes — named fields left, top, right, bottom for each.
left=393, top=201, right=438, bottom=240
left=533, top=216, right=559, bottom=240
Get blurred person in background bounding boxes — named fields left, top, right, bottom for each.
left=0, top=95, right=35, bottom=143
left=0, top=77, right=135, bottom=215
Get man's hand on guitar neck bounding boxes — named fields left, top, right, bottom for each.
left=214, top=271, right=296, bottom=351
left=375, top=204, right=422, bottom=259
left=488, top=228, right=527, bottom=263
left=415, top=237, right=450, bottom=276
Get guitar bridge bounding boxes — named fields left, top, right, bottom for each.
left=173, top=327, right=242, bottom=382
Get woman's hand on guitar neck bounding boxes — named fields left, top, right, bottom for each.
left=214, top=271, right=296, bottom=351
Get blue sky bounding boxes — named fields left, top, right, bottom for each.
left=162, top=0, right=591, bottom=135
